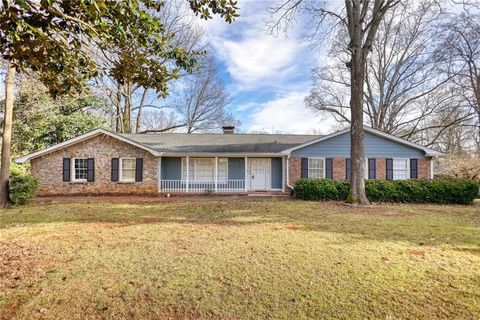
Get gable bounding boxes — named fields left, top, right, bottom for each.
left=291, top=131, right=426, bottom=158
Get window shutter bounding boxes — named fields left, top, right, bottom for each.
left=386, top=158, right=393, bottom=180
left=87, top=158, right=95, bottom=182
left=63, top=158, right=71, bottom=182
left=345, top=158, right=351, bottom=180
left=135, top=158, right=143, bottom=182
left=111, top=158, right=119, bottom=182
left=301, top=158, right=308, bottom=178
left=325, top=158, right=333, bottom=179
left=368, top=158, right=376, bottom=180
left=410, top=159, right=418, bottom=179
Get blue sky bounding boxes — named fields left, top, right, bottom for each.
left=199, top=0, right=334, bottom=134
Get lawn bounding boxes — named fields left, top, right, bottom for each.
left=1, top=198, right=479, bottom=319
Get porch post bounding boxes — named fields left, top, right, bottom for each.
left=244, top=156, right=248, bottom=192
left=214, top=156, right=218, bottom=192
left=186, top=156, right=189, bottom=193
left=158, top=156, right=162, bottom=192
left=281, top=156, right=285, bottom=192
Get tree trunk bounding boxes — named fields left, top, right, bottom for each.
left=115, top=82, right=124, bottom=133
left=135, top=89, right=148, bottom=133
left=0, top=62, right=16, bottom=206
left=123, top=81, right=132, bottom=133
left=346, top=14, right=369, bottom=204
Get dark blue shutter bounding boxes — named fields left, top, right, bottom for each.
left=111, top=158, right=119, bottom=182
left=386, top=158, right=393, bottom=180
left=135, top=158, right=143, bottom=182
left=368, top=158, right=376, bottom=180
left=301, top=158, right=308, bottom=178
left=346, top=158, right=351, bottom=180
left=63, top=158, right=71, bottom=182
left=325, top=158, right=333, bottom=179
left=87, top=158, right=95, bottom=182
left=410, top=159, right=418, bottom=179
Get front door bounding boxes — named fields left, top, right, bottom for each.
left=249, top=158, right=270, bottom=190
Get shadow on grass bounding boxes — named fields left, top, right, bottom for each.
left=1, top=199, right=479, bottom=249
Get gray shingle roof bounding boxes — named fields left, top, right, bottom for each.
left=120, top=133, right=320, bottom=153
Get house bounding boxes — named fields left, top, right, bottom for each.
left=15, top=125, right=445, bottom=196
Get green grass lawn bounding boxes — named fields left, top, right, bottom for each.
left=1, top=198, right=479, bottom=319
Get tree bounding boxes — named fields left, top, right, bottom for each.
left=138, top=57, right=235, bottom=133
left=94, top=0, right=206, bottom=134
left=438, top=10, right=480, bottom=153
left=270, top=0, right=401, bottom=204
left=0, top=0, right=239, bottom=205
left=1, top=77, right=110, bottom=157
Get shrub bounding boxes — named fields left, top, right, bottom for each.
left=9, top=172, right=39, bottom=205
left=294, top=178, right=479, bottom=204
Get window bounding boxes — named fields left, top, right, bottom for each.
left=182, top=158, right=229, bottom=181
left=120, top=158, right=136, bottom=182
left=308, top=158, right=324, bottom=179
left=72, top=158, right=88, bottom=181
left=393, top=158, right=409, bottom=180
left=218, top=158, right=228, bottom=181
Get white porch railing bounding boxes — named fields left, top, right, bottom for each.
left=160, top=180, right=245, bottom=193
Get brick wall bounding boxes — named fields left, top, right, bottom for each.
left=30, top=134, right=158, bottom=196
left=375, top=157, right=386, bottom=180
left=418, top=157, right=431, bottom=179
left=332, top=157, right=346, bottom=180
left=288, top=157, right=301, bottom=186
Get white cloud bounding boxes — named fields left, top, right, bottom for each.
left=201, top=1, right=311, bottom=91
left=244, top=91, right=333, bottom=134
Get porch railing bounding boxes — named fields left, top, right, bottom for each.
left=160, top=179, right=245, bottom=193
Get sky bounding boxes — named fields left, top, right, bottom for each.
left=198, top=0, right=335, bottom=135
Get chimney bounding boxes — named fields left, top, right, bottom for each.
left=222, top=125, right=235, bottom=134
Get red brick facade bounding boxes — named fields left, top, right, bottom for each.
left=288, top=157, right=302, bottom=186
left=31, top=134, right=158, bottom=196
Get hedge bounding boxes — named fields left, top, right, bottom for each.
left=294, top=177, right=479, bottom=204
left=9, top=172, right=39, bottom=206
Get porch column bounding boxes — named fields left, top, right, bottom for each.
left=158, top=156, right=162, bottom=192
left=186, top=156, right=189, bottom=193
left=214, top=156, right=218, bottom=192
left=244, top=157, right=248, bottom=192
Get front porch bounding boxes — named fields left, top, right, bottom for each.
left=158, top=156, right=284, bottom=193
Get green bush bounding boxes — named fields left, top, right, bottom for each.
left=294, top=178, right=479, bottom=204
left=9, top=172, right=39, bottom=205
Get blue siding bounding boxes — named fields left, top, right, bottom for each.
left=271, top=158, right=283, bottom=189
left=161, top=157, right=182, bottom=180
left=291, top=132, right=425, bottom=158
left=228, top=158, right=245, bottom=179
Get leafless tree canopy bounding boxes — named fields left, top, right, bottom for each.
left=141, top=57, right=234, bottom=133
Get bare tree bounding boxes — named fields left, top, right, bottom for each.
left=170, top=58, right=234, bottom=133
left=305, top=1, right=470, bottom=145
left=438, top=10, right=480, bottom=153
left=270, top=0, right=401, bottom=204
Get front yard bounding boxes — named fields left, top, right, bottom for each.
left=1, top=198, right=479, bottom=319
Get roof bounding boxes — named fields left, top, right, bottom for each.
left=15, top=126, right=445, bottom=163
left=120, top=132, right=318, bottom=153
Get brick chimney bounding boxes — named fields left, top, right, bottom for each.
left=222, top=125, right=235, bottom=134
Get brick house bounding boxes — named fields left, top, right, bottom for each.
left=16, top=125, right=445, bottom=196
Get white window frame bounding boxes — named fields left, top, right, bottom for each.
left=392, top=158, right=410, bottom=180
left=182, top=158, right=214, bottom=181
left=71, top=157, right=88, bottom=182
left=308, top=157, right=325, bottom=179
left=119, top=157, right=136, bottom=182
